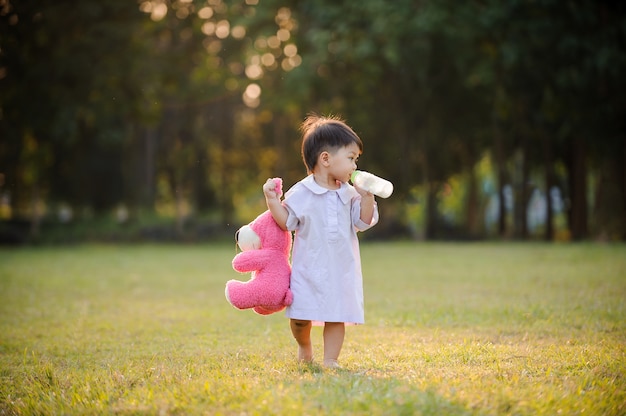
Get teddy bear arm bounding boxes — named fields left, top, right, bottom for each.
left=232, top=250, right=274, bottom=273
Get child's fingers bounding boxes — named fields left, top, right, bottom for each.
left=262, top=178, right=276, bottom=195
left=353, top=182, right=372, bottom=197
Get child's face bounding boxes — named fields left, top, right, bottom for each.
left=328, top=142, right=360, bottom=183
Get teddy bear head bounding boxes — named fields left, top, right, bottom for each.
left=235, top=223, right=262, bottom=251
left=235, top=210, right=291, bottom=255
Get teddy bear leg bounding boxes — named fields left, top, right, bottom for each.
left=253, top=306, right=271, bottom=315
left=253, top=305, right=284, bottom=315
left=225, top=280, right=254, bottom=309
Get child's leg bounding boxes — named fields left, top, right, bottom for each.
left=323, top=322, right=345, bottom=367
left=290, top=319, right=313, bottom=362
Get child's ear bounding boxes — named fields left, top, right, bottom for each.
left=319, top=151, right=330, bottom=167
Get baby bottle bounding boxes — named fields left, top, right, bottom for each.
left=351, top=170, right=394, bottom=198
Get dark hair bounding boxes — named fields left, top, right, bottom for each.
left=300, top=114, right=363, bottom=173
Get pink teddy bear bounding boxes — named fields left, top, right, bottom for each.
left=225, top=178, right=293, bottom=315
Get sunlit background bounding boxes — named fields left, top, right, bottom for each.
left=1, top=0, right=624, bottom=243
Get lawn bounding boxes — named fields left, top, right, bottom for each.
left=0, top=242, right=624, bottom=415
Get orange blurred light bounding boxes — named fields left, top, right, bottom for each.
left=198, top=7, right=213, bottom=19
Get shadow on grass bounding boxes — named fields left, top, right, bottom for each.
left=287, top=360, right=473, bottom=415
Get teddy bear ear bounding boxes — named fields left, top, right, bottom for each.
left=272, top=178, right=283, bottom=197
left=236, top=225, right=262, bottom=251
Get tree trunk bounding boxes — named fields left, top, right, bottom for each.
left=175, top=183, right=185, bottom=236
left=466, top=164, right=480, bottom=237
left=215, top=100, right=235, bottom=226
left=425, top=182, right=439, bottom=240
left=420, top=143, right=438, bottom=240
left=166, top=168, right=185, bottom=236
left=513, top=146, right=530, bottom=240
left=521, top=146, right=530, bottom=239
left=592, top=142, right=626, bottom=240
left=8, top=164, right=20, bottom=220
left=543, top=135, right=555, bottom=241
left=29, top=184, right=41, bottom=239
left=567, top=137, right=588, bottom=240
left=493, top=115, right=507, bottom=237
left=192, top=137, right=214, bottom=213
left=620, top=139, right=626, bottom=241
left=461, top=142, right=480, bottom=237
left=144, top=126, right=156, bottom=210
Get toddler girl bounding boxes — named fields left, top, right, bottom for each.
left=263, top=114, right=379, bottom=368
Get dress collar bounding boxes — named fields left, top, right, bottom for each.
left=301, top=174, right=353, bottom=204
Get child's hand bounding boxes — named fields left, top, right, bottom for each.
left=263, top=178, right=288, bottom=230
left=353, top=182, right=374, bottom=199
left=263, top=178, right=280, bottom=200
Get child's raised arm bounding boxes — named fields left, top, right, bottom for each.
left=358, top=193, right=375, bottom=225
left=353, top=182, right=376, bottom=225
left=263, top=178, right=289, bottom=231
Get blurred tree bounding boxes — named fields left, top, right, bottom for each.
left=292, top=0, right=492, bottom=238
left=471, top=0, right=626, bottom=240
left=136, top=0, right=243, bottom=230
left=1, top=0, right=624, bottom=241
left=135, top=0, right=307, bottom=227
left=1, top=1, right=146, bottom=223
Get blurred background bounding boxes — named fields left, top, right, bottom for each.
left=1, top=0, right=624, bottom=244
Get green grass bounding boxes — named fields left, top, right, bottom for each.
left=1, top=242, right=624, bottom=415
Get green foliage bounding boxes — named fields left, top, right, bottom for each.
left=1, top=243, right=625, bottom=414
left=1, top=0, right=624, bottom=239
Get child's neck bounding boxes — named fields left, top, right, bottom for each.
left=312, top=171, right=340, bottom=190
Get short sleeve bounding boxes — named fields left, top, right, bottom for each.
left=282, top=183, right=305, bottom=232
left=352, top=198, right=379, bottom=231
left=284, top=204, right=300, bottom=231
